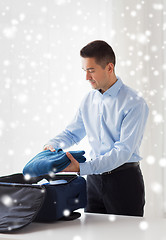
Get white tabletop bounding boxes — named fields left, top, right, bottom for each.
left=0, top=211, right=166, bottom=240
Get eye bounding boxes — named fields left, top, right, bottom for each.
left=88, top=70, right=95, bottom=73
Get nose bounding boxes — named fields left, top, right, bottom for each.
left=86, top=71, right=92, bottom=80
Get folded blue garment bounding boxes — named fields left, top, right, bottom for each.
left=23, top=149, right=86, bottom=177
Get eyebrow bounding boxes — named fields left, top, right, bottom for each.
left=82, top=67, right=95, bottom=71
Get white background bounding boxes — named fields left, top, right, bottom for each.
left=0, top=0, right=166, bottom=218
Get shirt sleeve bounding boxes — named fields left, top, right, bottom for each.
left=80, top=99, right=149, bottom=175
left=46, top=107, right=86, bottom=150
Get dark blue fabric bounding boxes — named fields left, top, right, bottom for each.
left=0, top=173, right=87, bottom=231
left=34, top=176, right=87, bottom=222
left=23, top=149, right=86, bottom=177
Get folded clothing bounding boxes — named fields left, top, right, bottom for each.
left=23, top=149, right=86, bottom=177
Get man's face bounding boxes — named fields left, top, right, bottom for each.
left=81, top=57, right=110, bottom=93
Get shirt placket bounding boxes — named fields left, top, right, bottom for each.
left=99, top=96, right=105, bottom=154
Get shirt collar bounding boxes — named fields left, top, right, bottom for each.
left=102, top=76, right=123, bottom=97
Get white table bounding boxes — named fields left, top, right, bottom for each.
left=0, top=211, right=166, bottom=240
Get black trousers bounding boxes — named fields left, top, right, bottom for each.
left=85, top=164, right=145, bottom=217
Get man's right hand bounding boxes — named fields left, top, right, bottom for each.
left=43, top=145, right=56, bottom=152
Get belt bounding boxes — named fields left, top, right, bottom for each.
left=102, top=162, right=139, bottom=175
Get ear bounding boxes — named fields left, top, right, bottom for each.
left=107, top=63, right=114, bottom=73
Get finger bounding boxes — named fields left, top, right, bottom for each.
left=43, top=145, right=55, bottom=152
left=49, top=146, right=56, bottom=152
left=43, top=145, right=49, bottom=150
left=66, top=152, right=75, bottom=162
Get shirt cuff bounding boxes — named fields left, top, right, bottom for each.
left=79, top=161, right=93, bottom=176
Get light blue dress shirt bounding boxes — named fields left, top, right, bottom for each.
left=47, top=76, right=149, bottom=175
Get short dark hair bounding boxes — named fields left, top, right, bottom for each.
left=80, top=40, right=116, bottom=69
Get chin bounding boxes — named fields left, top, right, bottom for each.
left=91, top=86, right=97, bottom=90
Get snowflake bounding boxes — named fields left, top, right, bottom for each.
left=63, top=209, right=70, bottom=217
left=75, top=198, right=79, bottom=204
left=43, top=53, right=52, bottom=59
left=153, top=70, right=159, bottom=76
left=3, top=60, right=10, bottom=66
left=153, top=112, right=163, bottom=124
left=59, top=114, right=64, bottom=119
left=36, top=34, right=43, bottom=41
left=49, top=171, right=55, bottom=178
left=41, top=6, right=48, bottom=13
left=130, top=11, right=137, bottom=17
left=159, top=158, right=166, bottom=167
left=88, top=136, right=94, bottom=142
left=0, top=119, right=5, bottom=129
left=19, top=13, right=26, bottom=21
left=41, top=189, right=45, bottom=193
left=55, top=0, right=67, bottom=6
left=1, top=195, right=13, bottom=207
left=108, top=215, right=116, bottom=222
left=137, top=33, right=148, bottom=44
left=10, top=121, right=19, bottom=129
left=52, top=167, right=57, bottom=172
left=146, top=155, right=155, bottom=165
left=27, top=2, right=32, bottom=7
left=18, top=63, right=25, bottom=70
left=149, top=90, right=157, bottom=96
left=72, top=25, right=79, bottom=31
left=137, top=51, right=143, bottom=56
left=59, top=141, right=65, bottom=148
left=24, top=148, right=32, bottom=156
left=139, top=221, right=149, bottom=230
left=144, top=55, right=150, bottom=61
left=136, top=4, right=142, bottom=10
left=163, top=23, right=166, bottom=31
left=33, top=116, right=40, bottom=122
left=46, top=105, right=53, bottom=113
left=149, top=13, right=153, bottom=18
left=17, top=93, right=28, bottom=104
left=8, top=149, right=14, bottom=156
left=151, top=45, right=158, bottom=52
left=151, top=182, right=162, bottom=194
left=77, top=10, right=82, bottom=15
left=73, top=236, right=82, bottom=240
left=0, top=130, right=2, bottom=137
left=130, top=70, right=135, bottom=76
left=3, top=26, right=17, bottom=38
left=145, top=30, right=151, bottom=36
left=11, top=19, right=19, bottom=25
left=162, top=64, right=166, bottom=71
left=24, top=174, right=31, bottom=181
left=25, top=35, right=32, bottom=41
left=152, top=3, right=163, bottom=10
left=126, top=60, right=132, bottom=66
left=129, top=33, right=136, bottom=41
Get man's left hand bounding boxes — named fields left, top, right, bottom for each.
left=62, top=152, right=80, bottom=173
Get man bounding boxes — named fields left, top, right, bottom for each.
left=44, top=40, right=149, bottom=216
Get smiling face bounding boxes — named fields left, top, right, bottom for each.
left=81, top=57, right=115, bottom=93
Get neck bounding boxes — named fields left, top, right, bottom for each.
left=100, top=75, right=117, bottom=94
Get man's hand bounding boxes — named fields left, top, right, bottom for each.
left=43, top=145, right=56, bottom=152
left=62, top=152, right=80, bottom=173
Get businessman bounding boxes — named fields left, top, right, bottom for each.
left=44, top=40, right=149, bottom=216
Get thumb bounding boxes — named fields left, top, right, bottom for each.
left=66, top=152, right=76, bottom=162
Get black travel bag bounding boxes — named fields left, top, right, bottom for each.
left=0, top=173, right=87, bottom=233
